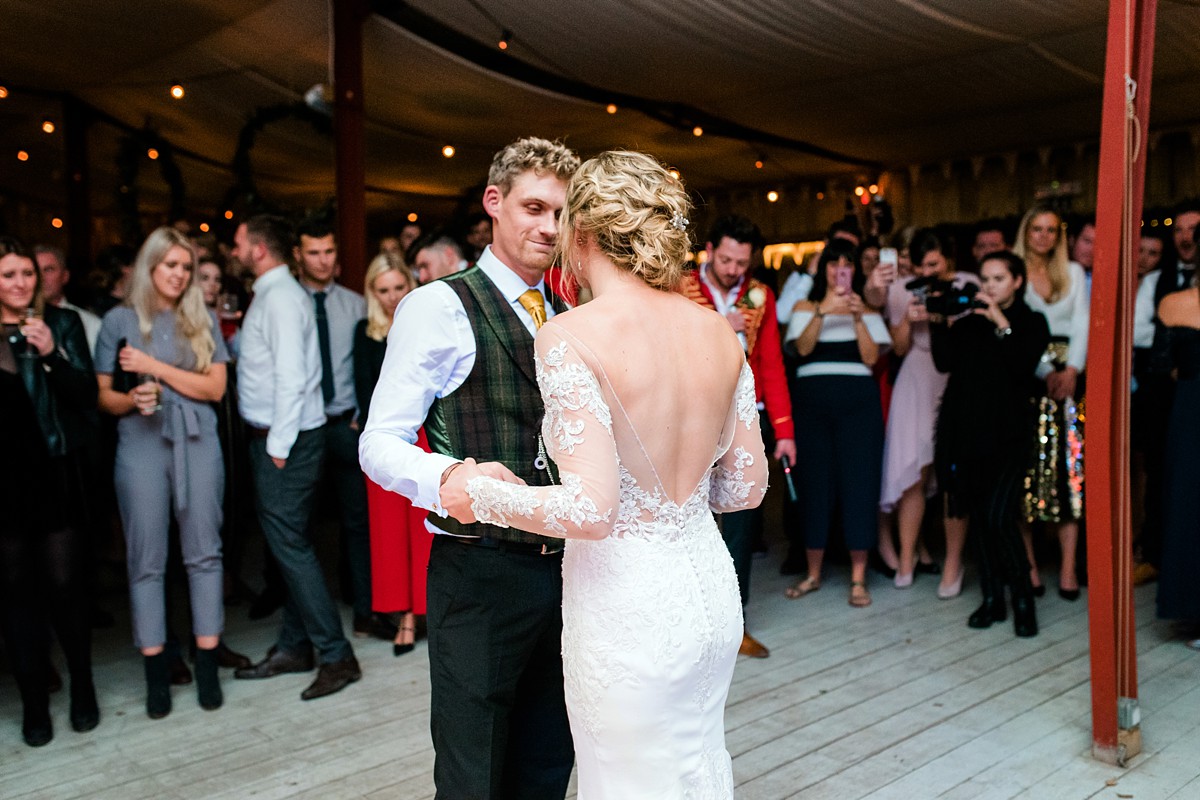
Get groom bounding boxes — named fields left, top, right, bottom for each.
left=359, top=137, right=580, bottom=799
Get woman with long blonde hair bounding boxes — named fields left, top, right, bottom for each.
left=96, top=226, right=230, bottom=718
left=353, top=252, right=428, bottom=655
left=1012, top=205, right=1090, bottom=600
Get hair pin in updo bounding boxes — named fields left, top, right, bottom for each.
left=670, top=212, right=689, bottom=231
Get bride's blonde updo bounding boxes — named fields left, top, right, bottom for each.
left=559, top=150, right=692, bottom=292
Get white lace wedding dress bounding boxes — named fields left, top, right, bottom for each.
left=465, top=318, right=768, bottom=799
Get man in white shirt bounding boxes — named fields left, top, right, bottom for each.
left=292, top=219, right=383, bottom=640
left=230, top=214, right=359, bottom=701
left=360, top=137, right=580, bottom=799
left=34, top=245, right=101, bottom=354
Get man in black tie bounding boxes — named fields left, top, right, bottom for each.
left=293, top=219, right=383, bottom=640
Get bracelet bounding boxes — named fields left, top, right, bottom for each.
left=813, top=305, right=825, bottom=319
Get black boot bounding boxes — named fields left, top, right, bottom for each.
left=143, top=653, right=172, bottom=719
left=195, top=647, right=223, bottom=710
left=968, top=595, right=1008, bottom=628
left=15, top=670, right=53, bottom=747
left=1012, top=595, right=1039, bottom=638
left=69, top=675, right=100, bottom=732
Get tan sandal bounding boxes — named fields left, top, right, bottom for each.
left=849, top=581, right=872, bottom=608
left=785, top=576, right=821, bottom=599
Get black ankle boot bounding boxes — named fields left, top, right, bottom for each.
left=70, top=677, right=100, bottom=732
left=968, top=595, right=1008, bottom=629
left=22, top=708, right=53, bottom=747
left=194, top=647, right=223, bottom=710
left=1012, top=596, right=1039, bottom=638
left=143, top=653, right=172, bottom=719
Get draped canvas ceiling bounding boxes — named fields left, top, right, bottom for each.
left=2, top=0, right=1199, bottom=229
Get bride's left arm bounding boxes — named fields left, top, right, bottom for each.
left=709, top=361, right=770, bottom=513
left=440, top=326, right=620, bottom=540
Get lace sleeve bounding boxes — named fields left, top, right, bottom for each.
left=465, top=326, right=619, bottom=539
left=709, top=362, right=769, bottom=512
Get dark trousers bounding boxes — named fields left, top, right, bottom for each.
left=793, top=375, right=883, bottom=552
left=426, top=536, right=574, bottom=800
left=248, top=428, right=351, bottom=664
left=321, top=418, right=371, bottom=618
left=955, top=453, right=1032, bottom=601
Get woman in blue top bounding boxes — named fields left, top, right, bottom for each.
left=96, top=227, right=229, bottom=719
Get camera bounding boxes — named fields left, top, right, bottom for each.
left=905, top=276, right=987, bottom=317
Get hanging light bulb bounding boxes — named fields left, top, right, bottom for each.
left=0, top=86, right=9, bottom=99
left=668, top=169, right=680, bottom=180
left=407, top=212, right=419, bottom=222
left=224, top=210, right=234, bottom=220
left=17, top=150, right=30, bottom=162
left=51, top=217, right=64, bottom=229
left=498, top=29, right=511, bottom=50
left=767, top=191, right=779, bottom=203
left=606, top=103, right=618, bottom=115
left=147, top=148, right=159, bottom=160
left=170, top=83, right=185, bottom=99
left=41, top=118, right=56, bottom=134
left=199, top=223, right=210, bottom=233
left=692, top=126, right=703, bottom=137
left=441, top=145, right=456, bottom=158
left=754, top=159, right=764, bottom=170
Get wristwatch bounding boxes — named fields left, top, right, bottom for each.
left=813, top=305, right=825, bottom=319
left=994, top=326, right=1012, bottom=340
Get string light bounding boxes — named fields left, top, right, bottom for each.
left=441, top=145, right=456, bottom=158
left=0, top=86, right=9, bottom=99
left=199, top=223, right=210, bottom=233
left=1165, top=217, right=1174, bottom=226
left=170, top=83, right=185, bottom=100
left=498, top=29, right=511, bottom=50
left=767, top=191, right=779, bottom=203
left=606, top=103, right=617, bottom=114
left=147, top=148, right=159, bottom=160
left=51, top=218, right=63, bottom=229
left=41, top=118, right=55, bottom=134
left=692, top=126, right=703, bottom=137
left=224, top=210, right=234, bottom=220
left=854, top=186, right=865, bottom=197
left=17, top=150, right=29, bottom=162
left=816, top=191, right=825, bottom=200
left=407, top=212, right=419, bottom=222
left=868, top=184, right=879, bottom=194
left=754, top=159, right=764, bottom=169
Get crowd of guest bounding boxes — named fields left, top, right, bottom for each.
left=1, top=191, right=1198, bottom=750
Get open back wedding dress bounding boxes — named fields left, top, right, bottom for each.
left=465, top=303, right=768, bottom=799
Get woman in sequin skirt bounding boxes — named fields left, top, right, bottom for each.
left=1012, top=206, right=1091, bottom=600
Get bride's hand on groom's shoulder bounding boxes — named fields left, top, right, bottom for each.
left=440, top=458, right=527, bottom=524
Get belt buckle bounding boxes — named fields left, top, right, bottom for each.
left=540, top=544, right=549, bottom=555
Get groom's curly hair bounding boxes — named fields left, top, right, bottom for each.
left=487, top=137, right=579, bottom=196
left=559, top=150, right=692, bottom=292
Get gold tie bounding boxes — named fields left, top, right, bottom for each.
left=518, top=289, right=547, bottom=330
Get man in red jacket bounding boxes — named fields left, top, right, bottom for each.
left=681, top=215, right=795, bottom=658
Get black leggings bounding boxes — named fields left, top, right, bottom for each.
left=0, top=458, right=93, bottom=723
left=946, top=452, right=1032, bottom=599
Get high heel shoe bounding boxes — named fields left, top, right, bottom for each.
left=1058, top=586, right=1081, bottom=601
left=893, top=571, right=914, bottom=589
left=393, top=613, right=416, bottom=657
left=937, top=567, right=965, bottom=600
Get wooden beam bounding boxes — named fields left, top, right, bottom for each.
left=333, top=0, right=370, bottom=293
left=62, top=95, right=92, bottom=274
left=1087, top=0, right=1157, bottom=766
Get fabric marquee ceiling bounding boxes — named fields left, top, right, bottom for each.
left=2, top=0, right=1199, bottom=225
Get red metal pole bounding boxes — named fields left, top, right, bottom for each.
left=1087, top=0, right=1156, bottom=766
left=333, top=0, right=369, bottom=293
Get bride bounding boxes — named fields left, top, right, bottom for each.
left=441, top=150, right=767, bottom=797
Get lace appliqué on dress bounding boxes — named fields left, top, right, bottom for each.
left=709, top=447, right=756, bottom=510
left=537, top=341, right=613, bottom=455
left=735, top=362, right=757, bottom=429
left=465, top=472, right=610, bottom=537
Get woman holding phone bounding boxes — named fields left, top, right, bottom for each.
left=783, top=239, right=892, bottom=607
left=96, top=227, right=229, bottom=719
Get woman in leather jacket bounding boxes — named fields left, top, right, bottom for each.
left=0, top=236, right=98, bottom=747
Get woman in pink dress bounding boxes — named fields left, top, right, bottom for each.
left=879, top=230, right=976, bottom=596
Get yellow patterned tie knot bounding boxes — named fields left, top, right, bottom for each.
left=518, top=289, right=547, bottom=330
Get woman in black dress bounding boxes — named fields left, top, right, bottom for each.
left=1154, top=283, right=1200, bottom=645
left=0, top=237, right=99, bottom=746
left=931, top=251, right=1049, bottom=637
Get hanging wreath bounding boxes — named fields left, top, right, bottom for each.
left=114, top=128, right=187, bottom=243
left=222, top=102, right=333, bottom=215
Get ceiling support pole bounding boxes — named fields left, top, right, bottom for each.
left=333, top=0, right=370, bottom=292
left=1086, top=0, right=1157, bottom=767
left=62, top=94, right=92, bottom=274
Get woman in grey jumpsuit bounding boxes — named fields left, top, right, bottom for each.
left=96, top=227, right=229, bottom=719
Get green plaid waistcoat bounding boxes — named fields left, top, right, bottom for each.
left=426, top=267, right=557, bottom=543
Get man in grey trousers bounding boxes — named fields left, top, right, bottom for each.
left=230, top=213, right=360, bottom=700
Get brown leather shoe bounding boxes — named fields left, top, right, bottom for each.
left=234, top=647, right=315, bottom=680
left=739, top=632, right=770, bottom=659
left=214, top=641, right=253, bottom=670
left=300, top=656, right=362, bottom=701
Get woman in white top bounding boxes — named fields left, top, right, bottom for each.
left=782, top=239, right=892, bottom=608
left=1012, top=206, right=1090, bottom=600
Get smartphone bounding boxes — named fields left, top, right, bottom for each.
left=877, top=247, right=899, bottom=284
left=835, top=264, right=854, bottom=293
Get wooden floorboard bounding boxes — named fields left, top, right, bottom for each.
left=2, top=539, right=1197, bottom=798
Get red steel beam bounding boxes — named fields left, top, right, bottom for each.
left=333, top=0, right=370, bottom=293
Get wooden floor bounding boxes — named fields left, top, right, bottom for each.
left=2, top=549, right=1198, bottom=799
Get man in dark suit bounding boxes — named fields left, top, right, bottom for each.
left=360, top=137, right=580, bottom=799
